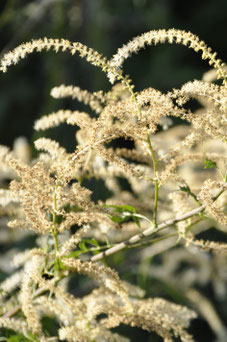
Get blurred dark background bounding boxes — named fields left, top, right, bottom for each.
left=0, top=0, right=226, bottom=151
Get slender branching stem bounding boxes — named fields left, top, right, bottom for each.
left=91, top=205, right=205, bottom=262
left=118, top=74, right=160, bottom=228
left=117, top=74, right=143, bottom=120
left=147, top=134, right=159, bottom=227
left=91, top=187, right=226, bottom=262
left=126, top=233, right=178, bottom=249
left=52, top=183, right=59, bottom=254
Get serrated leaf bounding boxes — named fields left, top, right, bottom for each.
left=204, top=158, right=217, bottom=169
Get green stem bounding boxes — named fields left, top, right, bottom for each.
left=117, top=74, right=143, bottom=119
left=127, top=232, right=177, bottom=249
left=117, top=73, right=159, bottom=227
left=53, top=231, right=59, bottom=253
left=52, top=183, right=59, bottom=254
left=147, top=134, right=159, bottom=227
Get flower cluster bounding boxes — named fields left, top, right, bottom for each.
left=0, top=29, right=227, bottom=341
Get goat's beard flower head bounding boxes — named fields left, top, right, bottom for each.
left=0, top=28, right=226, bottom=342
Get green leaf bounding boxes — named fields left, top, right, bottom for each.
left=179, top=185, right=191, bottom=194
left=52, top=262, right=59, bottom=274
left=104, top=204, right=137, bottom=213
left=179, top=185, right=201, bottom=204
left=65, top=239, right=100, bottom=259
left=204, top=158, right=217, bottom=169
left=78, top=240, right=88, bottom=252
left=132, top=215, right=141, bottom=228
left=51, top=258, right=66, bottom=274
left=108, top=214, right=130, bottom=224
left=92, top=249, right=101, bottom=256
left=83, top=238, right=100, bottom=247
left=7, top=334, right=32, bottom=342
left=224, top=172, right=227, bottom=183
left=7, top=337, right=22, bottom=342
left=106, top=204, right=144, bottom=227
left=65, top=250, right=84, bottom=258
left=58, top=259, right=66, bottom=270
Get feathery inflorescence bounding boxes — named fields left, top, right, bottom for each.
left=0, top=29, right=227, bottom=341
